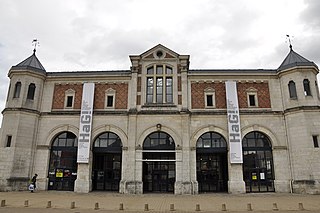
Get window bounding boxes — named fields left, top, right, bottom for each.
left=27, top=83, right=36, bottom=100
left=313, top=135, right=319, bottom=148
left=246, top=88, right=258, bottom=107
left=66, top=96, right=73, bottom=107
left=146, top=65, right=173, bottom=104
left=6, top=135, right=12, bottom=147
left=288, top=81, right=297, bottom=99
left=105, top=88, right=116, bottom=108
left=64, top=89, right=75, bottom=109
left=13, top=82, right=21, bottom=98
left=303, top=79, right=311, bottom=96
left=204, top=87, right=215, bottom=108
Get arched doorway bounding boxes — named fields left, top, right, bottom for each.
left=196, top=132, right=228, bottom=192
left=92, top=132, right=122, bottom=191
left=143, top=131, right=175, bottom=193
left=48, top=131, right=78, bottom=191
left=242, top=131, right=275, bottom=192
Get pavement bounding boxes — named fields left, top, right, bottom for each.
left=0, top=191, right=320, bottom=213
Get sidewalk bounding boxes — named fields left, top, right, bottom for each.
left=0, top=191, right=320, bottom=212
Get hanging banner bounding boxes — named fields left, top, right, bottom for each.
left=77, top=82, right=95, bottom=163
left=225, top=81, right=243, bottom=163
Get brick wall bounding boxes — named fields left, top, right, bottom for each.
left=52, top=83, right=128, bottom=110
left=191, top=82, right=271, bottom=109
left=52, top=84, right=83, bottom=109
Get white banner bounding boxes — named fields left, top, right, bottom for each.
left=77, top=83, right=95, bottom=163
left=225, top=81, right=243, bottom=163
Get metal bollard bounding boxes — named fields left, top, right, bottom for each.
left=1, top=200, right=5, bottom=207
left=47, top=201, right=51, bottom=208
left=71, top=201, right=75, bottom=209
left=272, top=203, right=278, bottom=211
left=298, top=202, right=305, bottom=211
left=247, top=203, right=252, bottom=211
left=144, top=203, right=149, bottom=211
left=94, top=202, right=99, bottom=210
left=195, top=204, right=200, bottom=211
left=119, top=203, right=124, bottom=210
left=170, top=203, right=175, bottom=211
left=24, top=200, right=29, bottom=207
left=222, top=203, right=227, bottom=211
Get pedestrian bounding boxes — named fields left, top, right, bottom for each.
left=30, top=174, right=38, bottom=192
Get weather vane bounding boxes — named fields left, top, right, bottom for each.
left=286, top=35, right=293, bottom=50
left=32, top=39, right=40, bottom=54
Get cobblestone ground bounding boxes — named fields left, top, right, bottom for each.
left=0, top=191, right=320, bottom=212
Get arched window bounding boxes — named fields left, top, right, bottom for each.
left=93, top=132, right=122, bottom=151
left=242, top=131, right=274, bottom=192
left=13, top=82, right=21, bottom=98
left=303, top=79, right=311, bottom=96
left=27, top=83, right=36, bottom=100
left=143, top=131, right=175, bottom=150
left=288, top=81, right=297, bottom=99
left=48, top=131, right=78, bottom=191
left=146, top=65, right=173, bottom=104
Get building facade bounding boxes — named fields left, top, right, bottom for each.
left=0, top=44, right=319, bottom=194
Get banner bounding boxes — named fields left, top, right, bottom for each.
left=77, top=83, right=95, bottom=163
left=225, top=81, right=243, bottom=163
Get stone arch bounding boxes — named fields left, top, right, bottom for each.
left=191, top=125, right=228, bottom=149
left=91, top=124, right=128, bottom=148
left=45, top=124, right=79, bottom=147
left=137, top=125, right=181, bottom=148
left=241, top=125, right=279, bottom=148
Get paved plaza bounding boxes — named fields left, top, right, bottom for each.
left=0, top=191, right=320, bottom=212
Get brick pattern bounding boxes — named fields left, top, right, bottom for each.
left=237, top=82, right=271, bottom=108
left=191, top=82, right=271, bottom=109
left=137, top=77, right=141, bottom=92
left=178, top=95, right=182, bottom=105
left=52, top=84, right=83, bottom=109
left=52, top=83, right=128, bottom=110
left=94, top=83, right=128, bottom=109
left=137, top=95, right=141, bottom=105
left=178, top=76, right=181, bottom=92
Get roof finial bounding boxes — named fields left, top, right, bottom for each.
left=32, top=39, right=40, bottom=54
left=286, top=35, right=293, bottom=50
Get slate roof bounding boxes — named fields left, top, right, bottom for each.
left=11, top=50, right=46, bottom=73
left=278, top=47, right=317, bottom=71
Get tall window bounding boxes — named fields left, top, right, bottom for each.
left=303, top=79, right=311, bottom=96
left=64, top=89, right=75, bottom=109
left=146, top=65, right=173, bottom=104
left=204, top=88, right=215, bottom=108
left=27, top=83, right=36, bottom=100
left=288, top=81, right=297, bottom=99
left=13, top=82, right=21, bottom=98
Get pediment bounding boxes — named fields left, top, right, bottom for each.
left=140, top=44, right=179, bottom=60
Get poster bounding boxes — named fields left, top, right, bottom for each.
left=77, top=83, right=95, bottom=163
left=225, top=81, right=243, bottom=163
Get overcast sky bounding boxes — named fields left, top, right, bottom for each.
left=0, top=0, right=319, bottom=126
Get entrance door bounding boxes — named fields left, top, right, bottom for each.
left=92, top=153, right=121, bottom=191
left=143, top=161, right=175, bottom=193
left=142, top=131, right=175, bottom=193
left=242, top=131, right=275, bottom=192
left=92, top=132, right=122, bottom=191
left=196, top=132, right=228, bottom=193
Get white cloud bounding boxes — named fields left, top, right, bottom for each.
left=0, top=0, right=319, bottom=127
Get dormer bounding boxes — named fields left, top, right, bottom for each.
left=130, top=44, right=189, bottom=111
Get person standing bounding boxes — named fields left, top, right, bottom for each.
left=30, top=174, right=38, bottom=192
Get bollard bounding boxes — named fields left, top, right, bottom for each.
left=170, top=203, right=175, bottom=211
left=298, top=202, right=305, bottom=211
left=272, top=203, right=278, bottom=211
left=144, top=203, right=149, bottom=211
left=1, top=200, right=5, bottom=207
left=47, top=201, right=51, bottom=208
left=71, top=201, right=75, bottom=209
left=24, top=200, right=29, bottom=207
left=119, top=203, right=124, bottom=210
left=94, top=202, right=99, bottom=210
left=222, top=203, right=227, bottom=211
left=195, top=204, right=200, bottom=211
left=247, top=203, right=252, bottom=211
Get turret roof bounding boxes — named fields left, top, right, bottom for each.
left=12, top=50, right=46, bottom=73
left=278, top=47, right=317, bottom=71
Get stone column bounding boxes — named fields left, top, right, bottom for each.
left=74, top=163, right=92, bottom=193
left=228, top=164, right=246, bottom=193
